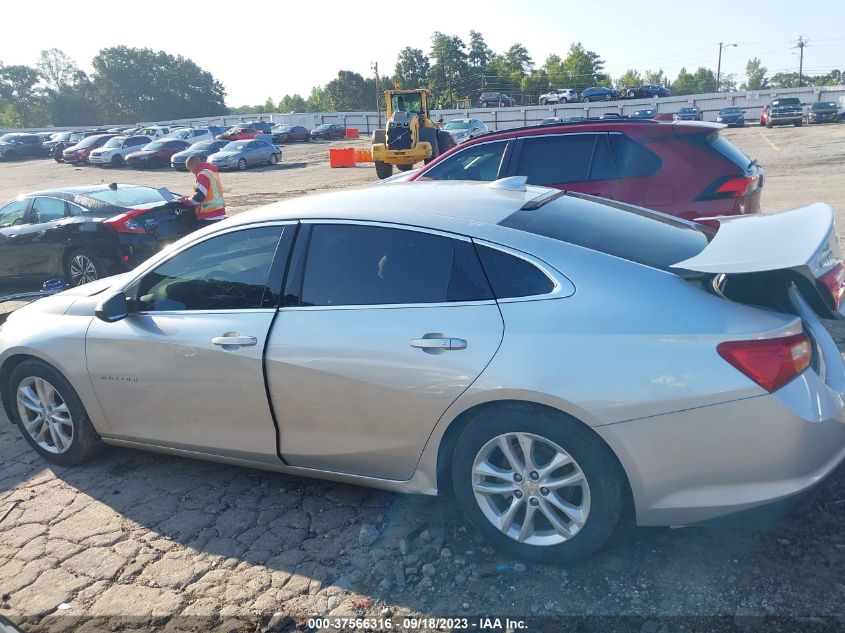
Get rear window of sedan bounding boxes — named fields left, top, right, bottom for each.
left=87, top=186, right=175, bottom=207
left=499, top=194, right=712, bottom=272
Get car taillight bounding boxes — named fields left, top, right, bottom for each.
left=105, top=213, right=146, bottom=234
left=700, top=175, right=757, bottom=200
left=717, top=333, right=812, bottom=393
left=818, top=262, right=845, bottom=309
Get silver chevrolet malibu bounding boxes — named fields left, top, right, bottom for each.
left=2, top=178, right=844, bottom=561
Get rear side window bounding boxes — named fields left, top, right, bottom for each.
left=499, top=194, right=712, bottom=272
left=300, top=224, right=492, bottom=306
left=423, top=141, right=506, bottom=181
left=706, top=132, right=752, bottom=170
left=609, top=134, right=662, bottom=178
left=589, top=135, right=618, bottom=181
left=476, top=245, right=554, bottom=298
left=515, top=135, right=595, bottom=185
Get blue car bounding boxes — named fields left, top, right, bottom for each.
left=580, top=87, right=619, bottom=102
left=625, top=84, right=672, bottom=99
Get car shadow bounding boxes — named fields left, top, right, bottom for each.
left=248, top=162, right=307, bottom=173
left=3, top=409, right=843, bottom=631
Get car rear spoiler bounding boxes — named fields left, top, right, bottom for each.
left=672, top=204, right=837, bottom=275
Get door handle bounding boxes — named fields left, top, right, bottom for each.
left=212, top=335, right=257, bottom=347
left=410, top=337, right=467, bottom=351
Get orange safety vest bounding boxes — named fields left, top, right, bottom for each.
left=195, top=168, right=225, bottom=219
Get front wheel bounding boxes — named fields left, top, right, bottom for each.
left=8, top=360, right=104, bottom=466
left=65, top=249, right=105, bottom=287
left=451, top=404, right=626, bottom=562
left=375, top=161, right=393, bottom=179
left=605, top=94, right=613, bottom=101
left=110, top=155, right=123, bottom=168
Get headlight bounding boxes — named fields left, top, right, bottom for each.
left=716, top=117, right=723, bottom=122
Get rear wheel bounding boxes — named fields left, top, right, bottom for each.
left=269, top=154, right=278, bottom=165
left=65, top=249, right=105, bottom=287
left=237, top=158, right=248, bottom=170
left=605, top=94, right=613, bottom=101
left=451, top=404, right=626, bottom=563
left=8, top=360, right=104, bottom=467
left=375, top=161, right=393, bottom=179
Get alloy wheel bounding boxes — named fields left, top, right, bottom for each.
left=16, top=377, right=74, bottom=454
left=471, top=432, right=591, bottom=546
left=69, top=254, right=98, bottom=285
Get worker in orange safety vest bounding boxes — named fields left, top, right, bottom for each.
left=180, top=155, right=226, bottom=223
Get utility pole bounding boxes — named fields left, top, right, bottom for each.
left=796, top=36, right=807, bottom=86
left=371, top=62, right=381, bottom=128
left=716, top=42, right=737, bottom=92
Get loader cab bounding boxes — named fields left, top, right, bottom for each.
left=387, top=90, right=427, bottom=120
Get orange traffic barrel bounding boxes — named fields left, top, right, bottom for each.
left=329, top=147, right=356, bottom=168
left=355, top=149, right=373, bottom=163
left=344, top=128, right=360, bottom=139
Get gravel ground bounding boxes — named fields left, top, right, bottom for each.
left=1, top=124, right=844, bottom=632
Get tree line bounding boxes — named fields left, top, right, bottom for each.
left=3, top=40, right=843, bottom=127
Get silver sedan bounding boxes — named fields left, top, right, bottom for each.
left=2, top=179, right=844, bottom=561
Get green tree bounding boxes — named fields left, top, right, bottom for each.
left=428, top=32, right=469, bottom=107
left=741, top=57, right=768, bottom=90
left=691, top=67, right=717, bottom=93
left=0, top=64, right=44, bottom=126
left=718, top=73, right=738, bottom=92
left=503, top=43, right=533, bottom=75
left=643, top=69, right=668, bottom=86
left=769, top=72, right=801, bottom=88
left=91, top=46, right=227, bottom=121
left=672, top=67, right=696, bottom=95
left=37, top=49, right=82, bottom=90
left=323, top=70, right=371, bottom=111
left=615, top=69, right=642, bottom=91
left=560, top=43, right=608, bottom=92
left=393, top=47, right=430, bottom=89
left=468, top=30, right=492, bottom=69
left=278, top=94, right=309, bottom=112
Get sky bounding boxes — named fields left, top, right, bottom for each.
left=2, top=0, right=844, bottom=106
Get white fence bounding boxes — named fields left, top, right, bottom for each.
left=4, top=85, right=844, bottom=136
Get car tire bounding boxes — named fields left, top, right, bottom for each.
left=64, top=249, right=106, bottom=287
left=794, top=120, right=802, bottom=127
left=481, top=101, right=488, bottom=108
left=237, top=158, right=248, bottom=170
left=605, top=94, right=613, bottom=101
left=269, top=154, right=278, bottom=165
left=451, top=404, right=627, bottom=563
left=375, top=161, right=393, bottom=179
left=560, top=97, right=568, bottom=104
left=8, top=359, right=104, bottom=467
left=110, top=155, right=123, bottom=168
left=4, top=151, right=15, bottom=161
left=539, top=98, right=545, bottom=106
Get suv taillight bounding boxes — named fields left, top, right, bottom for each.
left=819, top=262, right=845, bottom=310
left=104, top=212, right=146, bottom=234
left=717, top=333, right=812, bottom=393
left=699, top=175, right=757, bottom=200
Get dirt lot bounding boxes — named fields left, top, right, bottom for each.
left=0, top=125, right=844, bottom=632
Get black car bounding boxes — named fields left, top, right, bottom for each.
left=310, top=123, right=346, bottom=140
left=244, top=121, right=274, bottom=134
left=599, top=112, right=623, bottom=120
left=674, top=107, right=703, bottom=121
left=478, top=92, right=515, bottom=107
left=716, top=107, right=745, bottom=127
left=170, top=139, right=230, bottom=170
left=271, top=125, right=310, bottom=143
left=580, top=87, right=619, bottom=102
left=0, top=134, right=46, bottom=161
left=540, top=117, right=566, bottom=126
left=625, top=84, right=672, bottom=99
left=631, top=109, right=657, bottom=119
left=806, top=101, right=839, bottom=124
left=0, top=185, right=200, bottom=289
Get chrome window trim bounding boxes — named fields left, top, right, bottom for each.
left=472, top=238, right=576, bottom=303
left=134, top=308, right=277, bottom=317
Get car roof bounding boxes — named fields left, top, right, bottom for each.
left=224, top=181, right=553, bottom=232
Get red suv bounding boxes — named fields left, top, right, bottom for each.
left=217, top=127, right=259, bottom=141
left=409, top=120, right=763, bottom=220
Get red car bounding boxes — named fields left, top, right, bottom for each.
left=125, top=139, right=191, bottom=169
left=62, top=134, right=117, bottom=164
left=409, top=120, right=763, bottom=220
left=217, top=126, right=259, bottom=141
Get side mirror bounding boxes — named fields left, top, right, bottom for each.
left=95, top=291, right=129, bottom=323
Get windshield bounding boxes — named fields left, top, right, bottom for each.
left=812, top=102, right=837, bottom=110
left=273, top=125, right=292, bottom=131
left=223, top=142, right=246, bottom=151
left=145, top=141, right=168, bottom=151
left=444, top=121, right=471, bottom=130
left=679, top=108, right=696, bottom=114
left=88, top=186, right=174, bottom=207
left=0, top=134, right=19, bottom=143
left=315, top=124, right=332, bottom=131
left=78, top=135, right=107, bottom=148
left=103, top=137, right=125, bottom=148
left=772, top=98, right=800, bottom=107
left=191, top=141, right=215, bottom=150
left=391, top=92, right=423, bottom=114
left=720, top=108, right=742, bottom=114
left=69, top=132, right=85, bottom=142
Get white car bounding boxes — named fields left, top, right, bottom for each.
left=539, top=88, right=579, bottom=105
left=87, top=135, right=153, bottom=167
left=166, top=128, right=214, bottom=144
left=442, top=119, right=489, bottom=144
left=135, top=126, right=171, bottom=140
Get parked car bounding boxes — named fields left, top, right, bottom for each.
left=270, top=125, right=310, bottom=143
left=540, top=117, right=566, bottom=126
left=170, top=140, right=230, bottom=170
left=760, top=98, right=803, bottom=128
left=479, top=92, right=515, bottom=107
left=409, top=120, right=764, bottom=220
left=243, top=121, right=274, bottom=134
left=0, top=133, right=46, bottom=161
left=126, top=139, right=191, bottom=169
left=135, top=126, right=171, bottom=139
left=599, top=112, right=623, bottom=120
left=208, top=139, right=282, bottom=170
left=62, top=134, right=117, bottom=164
left=217, top=126, right=260, bottom=141
left=630, top=109, right=657, bottom=119
left=166, top=128, right=214, bottom=144
left=806, top=101, right=840, bottom=124
left=4, top=180, right=845, bottom=563
left=674, top=107, right=703, bottom=121
left=88, top=136, right=153, bottom=167
left=716, top=107, right=745, bottom=127
left=580, top=87, right=619, bottom=102
left=0, top=185, right=197, bottom=288
left=539, top=88, right=578, bottom=105
left=442, top=119, right=489, bottom=144
left=625, top=84, right=672, bottom=99
left=206, top=125, right=226, bottom=138
left=309, top=123, right=346, bottom=141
